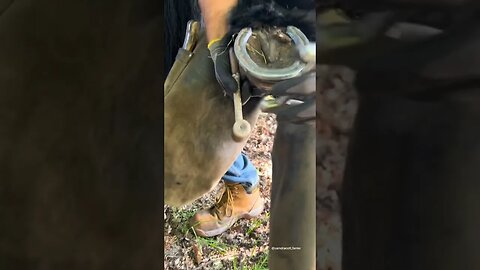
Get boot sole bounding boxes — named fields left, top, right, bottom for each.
left=241, top=201, right=265, bottom=219
left=194, top=201, right=265, bottom=237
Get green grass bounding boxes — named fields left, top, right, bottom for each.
left=246, top=218, right=263, bottom=236
left=170, top=207, right=197, bottom=235
left=196, top=237, right=229, bottom=254
left=233, top=257, right=238, bottom=270
left=246, top=211, right=269, bottom=236
left=251, top=252, right=268, bottom=270
left=231, top=252, right=268, bottom=270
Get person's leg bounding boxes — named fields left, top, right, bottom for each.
left=190, top=153, right=265, bottom=237
left=268, top=121, right=316, bottom=270
left=222, top=152, right=259, bottom=192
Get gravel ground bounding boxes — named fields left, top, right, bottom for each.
left=164, top=113, right=277, bottom=270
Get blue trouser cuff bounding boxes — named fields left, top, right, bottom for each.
left=223, top=153, right=259, bottom=193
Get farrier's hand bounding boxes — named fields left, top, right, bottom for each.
left=263, top=71, right=316, bottom=123
left=208, top=36, right=238, bottom=97
left=198, top=0, right=239, bottom=96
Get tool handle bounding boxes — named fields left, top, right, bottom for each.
left=229, top=48, right=240, bottom=75
left=229, top=48, right=251, bottom=141
left=229, top=48, right=244, bottom=123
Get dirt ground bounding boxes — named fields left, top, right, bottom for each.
left=164, top=113, right=277, bottom=270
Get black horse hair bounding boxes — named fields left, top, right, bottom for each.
left=164, top=0, right=316, bottom=74
left=227, top=0, right=316, bottom=41
left=164, top=0, right=201, bottom=75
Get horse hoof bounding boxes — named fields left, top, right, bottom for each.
left=232, top=120, right=251, bottom=141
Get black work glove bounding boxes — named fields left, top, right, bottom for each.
left=263, top=71, right=316, bottom=123
left=208, top=35, right=238, bottom=97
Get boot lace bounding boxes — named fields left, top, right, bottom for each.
left=212, top=182, right=240, bottom=218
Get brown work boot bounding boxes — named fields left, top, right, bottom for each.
left=190, top=182, right=265, bottom=237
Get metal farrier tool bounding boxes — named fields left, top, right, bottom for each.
left=229, top=26, right=316, bottom=141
